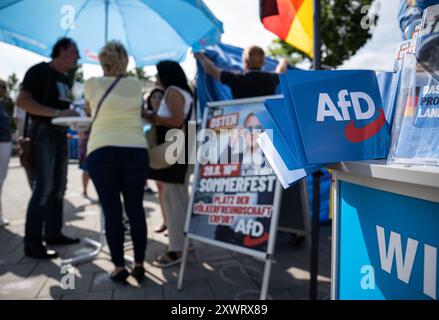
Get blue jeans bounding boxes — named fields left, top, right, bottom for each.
left=24, top=124, right=68, bottom=246
left=87, top=147, right=149, bottom=267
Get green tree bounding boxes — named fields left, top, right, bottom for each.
left=268, top=0, right=379, bottom=68
left=127, top=67, right=150, bottom=81
left=2, top=73, right=18, bottom=132
left=6, top=73, right=19, bottom=97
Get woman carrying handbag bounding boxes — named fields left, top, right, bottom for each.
left=85, top=41, right=149, bottom=283
left=144, top=60, right=194, bottom=268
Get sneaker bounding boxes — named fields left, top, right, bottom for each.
left=152, top=251, right=182, bottom=268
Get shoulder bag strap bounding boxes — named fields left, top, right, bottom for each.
left=89, top=76, right=123, bottom=133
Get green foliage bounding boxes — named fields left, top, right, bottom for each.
left=268, top=0, right=379, bottom=68
left=126, top=67, right=150, bottom=81
left=6, top=73, right=19, bottom=96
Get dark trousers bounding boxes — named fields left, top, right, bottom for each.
left=24, top=124, right=68, bottom=246
left=87, top=147, right=149, bottom=267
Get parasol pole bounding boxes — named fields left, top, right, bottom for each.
left=310, top=0, right=323, bottom=301
left=104, top=0, right=109, bottom=43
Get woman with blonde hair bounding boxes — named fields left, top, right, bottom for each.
left=85, top=41, right=148, bottom=283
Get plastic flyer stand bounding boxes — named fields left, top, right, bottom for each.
left=388, top=54, right=439, bottom=166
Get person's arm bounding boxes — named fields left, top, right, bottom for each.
left=194, top=52, right=222, bottom=81
left=153, top=88, right=185, bottom=128
left=274, top=58, right=289, bottom=74
left=85, top=100, right=91, bottom=117
left=16, top=90, right=76, bottom=117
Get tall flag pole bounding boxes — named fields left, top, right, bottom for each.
left=310, top=0, right=322, bottom=301
left=312, top=0, right=321, bottom=69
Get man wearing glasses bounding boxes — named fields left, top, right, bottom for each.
left=16, top=38, right=80, bottom=259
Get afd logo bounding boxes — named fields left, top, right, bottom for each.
left=316, top=90, right=386, bottom=143
left=376, top=225, right=437, bottom=300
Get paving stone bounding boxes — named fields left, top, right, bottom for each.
left=207, top=275, right=260, bottom=300
left=267, top=264, right=309, bottom=290
left=268, top=289, right=296, bottom=300
left=28, top=261, right=63, bottom=277
left=74, top=258, right=114, bottom=274
left=0, top=275, right=46, bottom=299
left=89, top=271, right=138, bottom=291
left=37, top=271, right=94, bottom=299
left=193, top=247, right=233, bottom=262
left=163, top=279, right=215, bottom=300
left=0, top=263, right=36, bottom=280
left=289, top=285, right=310, bottom=300
left=61, top=289, right=113, bottom=300
left=0, top=248, right=27, bottom=265
left=113, top=285, right=163, bottom=300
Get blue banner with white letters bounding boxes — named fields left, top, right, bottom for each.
left=337, top=181, right=439, bottom=300
left=258, top=69, right=391, bottom=189
left=286, top=70, right=390, bottom=164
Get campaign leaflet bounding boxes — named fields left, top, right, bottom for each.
left=388, top=54, right=439, bottom=166
left=187, top=102, right=278, bottom=254
left=394, top=20, right=421, bottom=72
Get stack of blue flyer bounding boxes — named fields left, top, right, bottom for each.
left=257, top=69, right=391, bottom=188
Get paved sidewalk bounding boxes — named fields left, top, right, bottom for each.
left=0, top=157, right=331, bottom=300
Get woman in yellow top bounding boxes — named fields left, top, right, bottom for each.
left=84, top=41, right=148, bottom=284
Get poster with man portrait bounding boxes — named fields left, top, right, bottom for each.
left=186, top=99, right=281, bottom=257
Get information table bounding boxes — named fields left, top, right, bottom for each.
left=51, top=116, right=91, bottom=131
left=328, top=160, right=439, bottom=300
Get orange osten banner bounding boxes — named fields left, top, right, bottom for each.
left=260, top=0, right=314, bottom=57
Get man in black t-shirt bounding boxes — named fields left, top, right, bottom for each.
left=195, top=45, right=288, bottom=99
left=16, top=38, right=80, bottom=259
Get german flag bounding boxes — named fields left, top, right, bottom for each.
left=260, top=0, right=313, bottom=57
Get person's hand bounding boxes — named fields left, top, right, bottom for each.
left=194, top=52, right=205, bottom=61
left=58, top=109, right=79, bottom=117
left=142, top=109, right=158, bottom=124
left=142, top=109, right=154, bottom=120
left=78, top=130, right=87, bottom=140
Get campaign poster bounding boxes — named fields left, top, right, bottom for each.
left=186, top=101, right=280, bottom=255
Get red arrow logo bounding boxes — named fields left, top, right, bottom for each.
left=243, top=232, right=269, bottom=247
left=345, top=108, right=386, bottom=143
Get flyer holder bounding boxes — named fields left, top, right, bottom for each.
left=388, top=53, right=439, bottom=166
